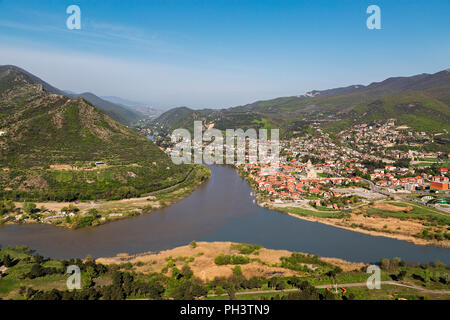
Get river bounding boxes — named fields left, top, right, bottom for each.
left=0, top=165, right=449, bottom=264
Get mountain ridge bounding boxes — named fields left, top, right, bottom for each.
left=66, top=91, right=145, bottom=125
left=152, top=68, right=450, bottom=138
left=0, top=65, right=144, bottom=125
left=0, top=65, right=191, bottom=201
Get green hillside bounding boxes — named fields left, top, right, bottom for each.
left=152, top=107, right=214, bottom=131
left=153, top=69, right=450, bottom=138
left=0, top=66, right=192, bottom=201
left=67, top=92, right=144, bottom=125
left=350, top=92, right=450, bottom=132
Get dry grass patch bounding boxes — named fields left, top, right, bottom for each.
left=96, top=242, right=366, bottom=281
left=370, top=203, right=413, bottom=212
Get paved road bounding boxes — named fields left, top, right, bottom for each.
left=145, top=166, right=196, bottom=196
left=360, top=178, right=450, bottom=215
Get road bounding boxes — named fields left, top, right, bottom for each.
left=360, top=177, right=450, bottom=215
left=145, top=166, right=196, bottom=196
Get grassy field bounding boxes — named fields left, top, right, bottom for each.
left=413, top=161, right=450, bottom=167
left=277, top=206, right=345, bottom=219
left=367, top=201, right=450, bottom=225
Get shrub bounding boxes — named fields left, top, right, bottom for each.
left=233, top=265, right=243, bottom=276
left=230, top=255, right=250, bottom=265
left=214, top=254, right=250, bottom=265
left=74, top=216, right=97, bottom=228
left=0, top=200, right=15, bottom=215
left=397, top=270, right=407, bottom=280
left=23, top=202, right=37, bottom=214
left=214, top=254, right=231, bottom=265
left=230, top=243, right=262, bottom=255
left=379, top=258, right=390, bottom=270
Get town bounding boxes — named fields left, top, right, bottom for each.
left=150, top=119, right=449, bottom=210
left=146, top=118, right=450, bottom=246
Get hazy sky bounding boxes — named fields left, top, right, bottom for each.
left=0, top=0, right=449, bottom=109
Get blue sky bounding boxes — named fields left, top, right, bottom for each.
left=0, top=0, right=449, bottom=109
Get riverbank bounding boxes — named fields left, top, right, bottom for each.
left=268, top=204, right=450, bottom=248
left=2, top=241, right=449, bottom=300
left=96, top=241, right=449, bottom=300
left=96, top=241, right=367, bottom=282
left=1, top=164, right=449, bottom=264
left=235, top=166, right=450, bottom=248
left=0, top=165, right=210, bottom=229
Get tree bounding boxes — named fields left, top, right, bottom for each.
left=27, top=264, right=45, bottom=279
left=227, top=287, right=236, bottom=300
left=181, top=265, right=194, bottom=279
left=110, top=285, right=126, bottom=300
left=233, top=265, right=243, bottom=276
left=172, top=280, right=207, bottom=300
left=397, top=270, right=407, bottom=281
left=275, top=281, right=286, bottom=291
left=101, top=286, right=113, bottom=300
left=345, top=292, right=356, bottom=300
left=33, top=254, right=45, bottom=264
left=86, top=266, right=98, bottom=279
left=2, top=254, right=13, bottom=267
left=326, top=267, right=342, bottom=294
left=87, top=209, right=100, bottom=218
left=320, top=290, right=337, bottom=300
left=122, top=273, right=134, bottom=296
left=0, top=200, right=15, bottom=215
left=379, top=258, right=390, bottom=270
left=247, top=276, right=262, bottom=289
left=390, top=257, right=402, bottom=269
left=148, top=280, right=165, bottom=299
left=214, top=254, right=231, bottom=265
left=112, top=271, right=123, bottom=287
left=68, top=204, right=80, bottom=213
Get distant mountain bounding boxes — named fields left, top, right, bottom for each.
left=152, top=107, right=213, bottom=130
left=304, top=85, right=364, bottom=98
left=63, top=90, right=78, bottom=95
left=0, top=65, right=65, bottom=95
left=127, top=106, right=164, bottom=118
left=101, top=96, right=164, bottom=118
left=0, top=65, right=190, bottom=201
left=99, top=96, right=164, bottom=119
left=0, top=66, right=144, bottom=125
left=153, top=69, right=450, bottom=137
left=232, top=69, right=450, bottom=113
left=66, top=92, right=144, bottom=125
left=100, top=96, right=143, bottom=107
left=302, top=70, right=450, bottom=99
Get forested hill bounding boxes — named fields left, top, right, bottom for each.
left=0, top=65, right=191, bottom=201
left=152, top=69, right=450, bottom=136
left=66, top=91, right=144, bottom=125
left=0, top=65, right=144, bottom=125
